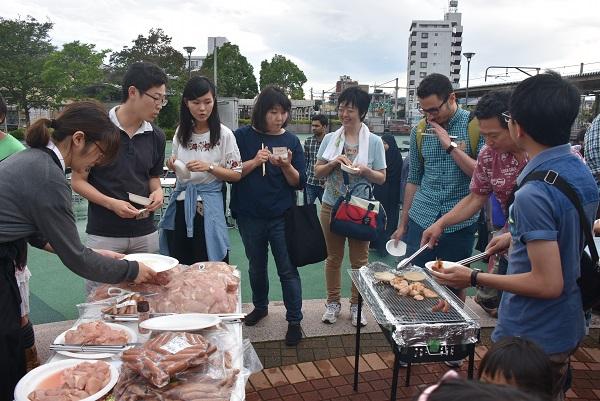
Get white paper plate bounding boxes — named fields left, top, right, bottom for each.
left=14, top=359, right=118, bottom=401
left=123, top=253, right=179, bottom=272
left=340, top=163, right=360, bottom=174
left=424, top=260, right=461, bottom=271
left=386, top=240, right=407, bottom=257
left=139, top=313, right=222, bottom=332
left=54, top=322, right=137, bottom=359
left=173, top=159, right=191, bottom=179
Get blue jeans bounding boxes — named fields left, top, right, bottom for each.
left=404, top=218, right=477, bottom=268
left=236, top=215, right=303, bottom=323
left=303, top=184, right=324, bottom=205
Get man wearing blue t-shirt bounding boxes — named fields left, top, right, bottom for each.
left=432, top=71, right=598, bottom=401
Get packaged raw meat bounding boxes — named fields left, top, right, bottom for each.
left=64, top=321, right=128, bottom=345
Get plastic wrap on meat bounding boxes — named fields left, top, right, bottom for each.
left=153, top=263, right=239, bottom=314
left=121, top=332, right=217, bottom=388
left=28, top=361, right=110, bottom=401
left=64, top=321, right=128, bottom=345
left=114, top=365, right=239, bottom=401
left=88, top=267, right=181, bottom=302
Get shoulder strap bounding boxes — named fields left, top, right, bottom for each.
left=520, top=170, right=599, bottom=263
left=467, top=114, right=480, bottom=158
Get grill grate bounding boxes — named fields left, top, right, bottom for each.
left=349, top=262, right=480, bottom=326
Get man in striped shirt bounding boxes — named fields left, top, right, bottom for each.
left=392, top=74, right=484, bottom=295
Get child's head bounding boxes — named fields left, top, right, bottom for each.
left=479, top=337, right=553, bottom=401
left=422, top=376, right=544, bottom=401
left=251, top=86, right=291, bottom=133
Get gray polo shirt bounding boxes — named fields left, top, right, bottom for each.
left=86, top=106, right=166, bottom=237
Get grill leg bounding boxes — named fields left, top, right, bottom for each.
left=353, top=295, right=363, bottom=391
left=390, top=349, right=401, bottom=401
left=467, top=344, right=475, bottom=379
left=405, top=358, right=411, bottom=387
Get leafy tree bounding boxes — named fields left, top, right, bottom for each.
left=199, top=43, right=258, bottom=98
left=0, top=17, right=55, bottom=125
left=259, top=54, right=307, bottom=99
left=108, top=28, right=185, bottom=84
left=42, top=41, right=109, bottom=105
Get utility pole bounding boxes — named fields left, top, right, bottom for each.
left=213, top=37, right=218, bottom=95
left=463, top=52, right=475, bottom=108
left=394, top=78, right=399, bottom=118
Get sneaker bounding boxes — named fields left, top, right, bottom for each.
left=285, top=323, right=302, bottom=346
left=444, top=360, right=464, bottom=368
left=321, top=302, right=341, bottom=324
left=350, top=304, right=367, bottom=327
left=244, top=308, right=268, bottom=326
left=474, top=297, right=498, bottom=318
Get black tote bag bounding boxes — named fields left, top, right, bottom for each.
left=284, top=204, right=327, bottom=267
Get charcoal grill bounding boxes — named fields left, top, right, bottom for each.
left=349, top=261, right=480, bottom=401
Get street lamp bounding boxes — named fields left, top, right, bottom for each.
left=463, top=52, right=475, bottom=108
left=183, top=46, right=196, bottom=77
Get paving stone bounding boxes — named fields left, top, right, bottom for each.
left=363, top=353, right=388, bottom=371
left=369, top=379, right=389, bottom=391
left=335, top=384, right=356, bottom=396
left=282, top=395, right=304, bottom=401
left=327, top=375, right=347, bottom=387
left=277, top=384, right=299, bottom=397
left=378, top=351, right=395, bottom=368
left=294, top=381, right=315, bottom=393
left=330, top=357, right=355, bottom=375
left=298, top=362, right=324, bottom=380
left=584, top=348, right=600, bottom=363
left=300, top=390, right=321, bottom=401
left=329, top=347, right=347, bottom=358
left=249, top=371, right=273, bottom=391
left=346, top=355, right=371, bottom=373
left=258, top=387, right=280, bottom=400
left=587, top=363, right=600, bottom=371
left=281, top=364, right=307, bottom=384
left=318, top=387, right=339, bottom=399
left=573, top=362, right=589, bottom=370
left=361, top=370, right=381, bottom=381
left=367, top=390, right=389, bottom=401
left=314, top=359, right=340, bottom=377
left=575, top=348, right=595, bottom=363
left=245, top=392, right=261, bottom=401
left=264, top=367, right=289, bottom=387
left=311, top=378, right=332, bottom=390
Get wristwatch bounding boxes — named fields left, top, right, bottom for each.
left=470, top=268, right=481, bottom=287
left=209, top=163, right=215, bottom=172
left=446, top=141, right=458, bottom=154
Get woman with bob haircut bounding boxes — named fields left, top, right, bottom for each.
left=314, top=86, right=386, bottom=327
left=230, top=86, right=306, bottom=346
left=160, top=76, right=242, bottom=264
left=0, top=101, right=158, bottom=399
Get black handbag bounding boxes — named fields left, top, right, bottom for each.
left=518, top=170, right=600, bottom=310
left=284, top=203, right=327, bottom=267
left=329, top=171, right=387, bottom=242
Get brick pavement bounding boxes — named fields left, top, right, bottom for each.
left=246, top=330, right=600, bottom=401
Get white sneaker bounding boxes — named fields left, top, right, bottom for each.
left=321, top=302, right=341, bottom=324
left=350, top=304, right=367, bottom=327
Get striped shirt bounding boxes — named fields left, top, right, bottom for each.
left=304, top=135, right=325, bottom=187
left=407, top=108, right=484, bottom=232
left=584, top=114, right=600, bottom=178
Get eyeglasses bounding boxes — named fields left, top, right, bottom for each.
left=143, top=92, right=168, bottom=107
left=501, top=111, right=512, bottom=123
left=418, top=97, right=449, bottom=115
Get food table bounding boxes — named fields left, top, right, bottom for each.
left=19, top=263, right=259, bottom=401
left=349, top=262, right=480, bottom=401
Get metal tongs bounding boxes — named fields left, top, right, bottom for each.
left=49, top=343, right=140, bottom=353
left=396, top=244, right=429, bottom=270
left=455, top=252, right=488, bottom=266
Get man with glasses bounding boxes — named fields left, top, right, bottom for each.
left=72, top=62, right=168, bottom=293
left=392, top=73, right=484, bottom=300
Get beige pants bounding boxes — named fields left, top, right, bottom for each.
left=320, top=203, right=369, bottom=305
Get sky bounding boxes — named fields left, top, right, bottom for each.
left=5, top=0, right=600, bottom=99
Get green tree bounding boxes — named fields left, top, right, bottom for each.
left=0, top=17, right=55, bottom=126
left=108, top=28, right=185, bottom=84
left=199, top=43, right=258, bottom=98
left=42, top=41, right=109, bottom=105
left=259, top=54, right=307, bottom=99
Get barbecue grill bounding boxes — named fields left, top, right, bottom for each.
left=349, top=261, right=480, bottom=401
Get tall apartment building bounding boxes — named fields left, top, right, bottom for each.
left=405, top=0, right=463, bottom=125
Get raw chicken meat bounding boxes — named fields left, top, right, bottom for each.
left=28, top=361, right=110, bottom=401
left=64, top=321, right=128, bottom=345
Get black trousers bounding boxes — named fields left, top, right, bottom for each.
left=165, top=201, right=229, bottom=266
left=0, top=243, right=26, bottom=401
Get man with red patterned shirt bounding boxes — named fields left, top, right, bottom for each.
left=421, top=90, right=527, bottom=315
